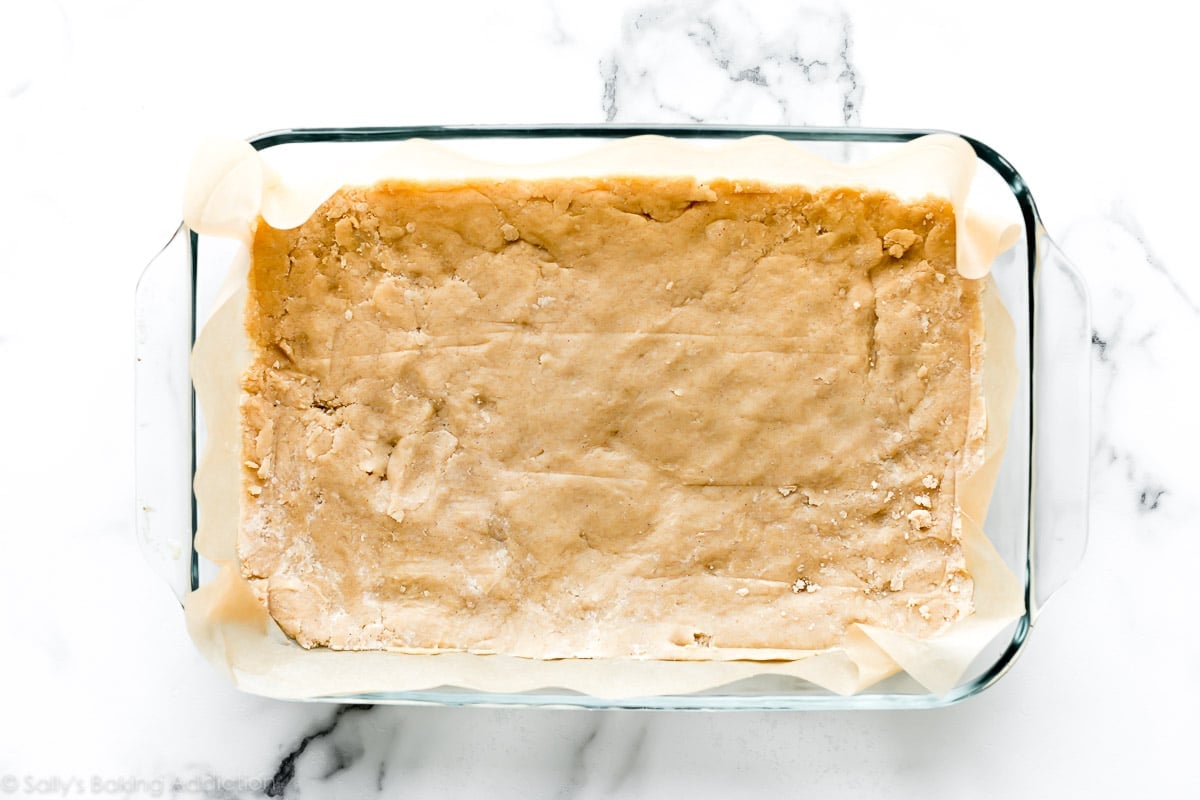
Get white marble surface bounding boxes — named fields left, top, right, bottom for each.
left=1, top=0, right=1196, bottom=796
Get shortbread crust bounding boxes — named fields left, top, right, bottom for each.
left=239, top=177, right=981, bottom=658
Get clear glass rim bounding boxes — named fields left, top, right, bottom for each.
left=187, top=125, right=1043, bottom=710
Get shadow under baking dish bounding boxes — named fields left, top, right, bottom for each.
left=134, top=125, right=1090, bottom=709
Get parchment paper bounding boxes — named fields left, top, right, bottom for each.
left=184, top=134, right=1024, bottom=699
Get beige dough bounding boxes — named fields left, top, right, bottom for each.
left=239, top=176, right=983, bottom=660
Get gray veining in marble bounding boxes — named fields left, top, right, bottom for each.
left=1063, top=204, right=1199, bottom=529
left=601, top=1, right=860, bottom=126
left=1107, top=205, right=1199, bottom=317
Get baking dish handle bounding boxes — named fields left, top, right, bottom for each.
left=135, top=224, right=195, bottom=604
left=1030, top=231, right=1091, bottom=619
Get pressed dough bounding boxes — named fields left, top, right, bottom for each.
left=239, top=177, right=983, bottom=658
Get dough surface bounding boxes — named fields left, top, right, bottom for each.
left=239, top=177, right=982, bottom=657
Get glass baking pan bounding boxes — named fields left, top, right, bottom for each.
left=135, top=125, right=1090, bottom=709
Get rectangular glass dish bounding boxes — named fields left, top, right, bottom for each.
left=135, top=125, right=1090, bottom=709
